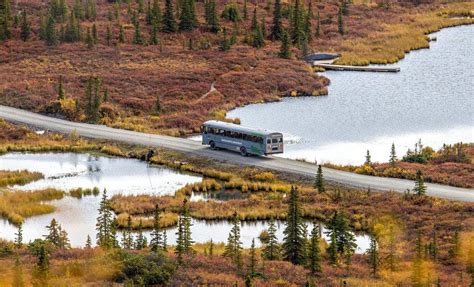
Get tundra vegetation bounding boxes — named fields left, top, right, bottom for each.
left=0, top=121, right=473, bottom=285
left=0, top=0, right=473, bottom=135
left=325, top=141, right=474, bottom=188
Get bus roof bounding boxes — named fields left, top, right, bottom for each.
left=203, top=120, right=282, bottom=137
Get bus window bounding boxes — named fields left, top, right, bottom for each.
left=267, top=139, right=271, bottom=144
left=272, top=138, right=278, bottom=144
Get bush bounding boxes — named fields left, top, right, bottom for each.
left=221, top=4, right=241, bottom=22
left=116, top=252, right=176, bottom=285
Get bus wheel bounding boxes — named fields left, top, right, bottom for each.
left=240, top=147, right=248, bottom=156
left=210, top=141, right=216, bottom=150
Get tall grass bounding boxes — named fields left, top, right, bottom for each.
left=0, top=188, right=65, bottom=225
left=0, top=170, right=44, bottom=187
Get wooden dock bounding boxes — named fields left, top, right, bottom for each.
left=314, top=63, right=400, bottom=73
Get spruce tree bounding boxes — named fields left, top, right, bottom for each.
left=325, top=211, right=357, bottom=266
left=57, top=76, right=65, bottom=100
left=282, top=186, right=307, bottom=265
left=304, top=1, right=312, bottom=42
left=248, top=238, right=258, bottom=278
left=223, top=212, right=243, bottom=269
left=45, top=218, right=61, bottom=247
left=314, top=165, right=325, bottom=193
left=106, top=24, right=112, bottom=45
left=175, top=199, right=195, bottom=264
left=270, top=0, right=283, bottom=41
left=365, top=150, right=371, bottom=165
left=413, top=169, right=427, bottom=196
left=278, top=29, right=291, bottom=59
left=135, top=219, right=147, bottom=249
left=162, top=0, right=177, bottom=32
left=122, top=215, right=134, bottom=249
left=96, top=189, right=114, bottom=249
left=152, top=0, right=162, bottom=23
left=86, top=27, right=94, bottom=48
left=15, top=223, right=23, bottom=249
left=36, top=243, right=49, bottom=284
left=146, top=0, right=153, bottom=24
left=138, top=0, right=145, bottom=13
left=337, top=6, right=344, bottom=35
left=367, top=235, right=380, bottom=278
left=179, top=0, right=196, bottom=31
left=315, top=11, right=320, bottom=37
left=150, top=204, right=163, bottom=252
left=45, top=15, right=59, bottom=46
left=251, top=9, right=264, bottom=48
left=0, top=0, right=12, bottom=41
left=92, top=23, right=98, bottom=43
left=307, top=223, right=321, bottom=275
left=243, top=0, right=248, bottom=20
left=133, top=21, right=144, bottom=44
left=149, top=20, right=159, bottom=45
left=20, top=10, right=30, bottom=41
left=85, top=234, right=92, bottom=248
left=119, top=25, right=125, bottom=43
left=205, top=0, right=219, bottom=33
left=290, top=0, right=305, bottom=45
left=389, top=143, right=397, bottom=166
left=209, top=239, right=214, bottom=257
left=263, top=218, right=281, bottom=260
left=219, top=27, right=231, bottom=51
left=65, top=11, right=80, bottom=42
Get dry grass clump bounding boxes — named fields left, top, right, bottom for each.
left=0, top=170, right=44, bottom=187
left=68, top=187, right=100, bottom=199
left=0, top=188, right=64, bottom=225
left=116, top=212, right=178, bottom=229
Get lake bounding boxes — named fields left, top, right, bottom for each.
left=0, top=153, right=369, bottom=250
left=227, top=25, right=474, bottom=165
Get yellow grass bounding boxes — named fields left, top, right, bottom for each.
left=0, top=170, right=44, bottom=187
left=0, top=188, right=64, bottom=225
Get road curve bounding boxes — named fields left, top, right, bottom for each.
left=1, top=105, right=473, bottom=202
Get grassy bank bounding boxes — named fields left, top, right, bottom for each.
left=0, top=188, right=64, bottom=225
left=0, top=170, right=44, bottom=187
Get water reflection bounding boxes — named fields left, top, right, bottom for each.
left=227, top=25, right=474, bottom=165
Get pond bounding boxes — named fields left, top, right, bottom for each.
left=0, top=153, right=369, bottom=251
left=227, top=25, right=474, bottom=165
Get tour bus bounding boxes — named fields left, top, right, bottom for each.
left=201, top=120, right=283, bottom=156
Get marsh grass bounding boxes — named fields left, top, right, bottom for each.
left=0, top=170, right=44, bottom=187
left=0, top=188, right=64, bottom=225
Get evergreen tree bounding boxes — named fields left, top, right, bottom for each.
left=247, top=238, right=258, bottom=278
left=270, top=0, right=283, bottom=41
left=119, top=25, right=125, bottom=43
left=162, top=230, right=168, bottom=251
left=86, top=27, right=94, bottom=48
left=386, top=225, right=398, bottom=271
left=307, top=223, right=321, bottom=275
left=243, top=0, right=248, bottom=20
left=92, top=23, right=98, bottom=43
left=35, top=243, right=49, bottom=284
left=389, top=143, right=397, bottom=166
left=413, top=169, right=427, bottom=196
left=135, top=219, right=147, bottom=249
left=205, top=0, right=219, bottom=33
left=175, top=199, right=195, bottom=264
left=223, top=212, right=243, bottom=269
left=337, top=6, right=344, bottom=35
left=250, top=7, right=258, bottom=30
left=282, top=186, right=307, bottom=265
left=364, top=150, right=372, bottom=165
left=315, top=11, right=320, bottom=37
left=45, top=15, right=59, bottom=46
left=162, top=0, right=177, bottom=32
left=219, top=27, right=231, bottom=51
left=122, top=214, right=134, bottom=249
left=278, top=29, right=291, bottom=59
left=209, top=239, right=214, bottom=257
left=20, top=10, right=30, bottom=41
left=0, top=0, right=12, bottom=41
left=133, top=21, right=144, bottom=44
left=412, top=232, right=424, bottom=286
left=150, top=204, right=163, bottom=252
left=65, top=11, right=80, bottom=42
left=251, top=9, right=264, bottom=48
left=146, top=0, right=153, bottom=24
left=327, top=230, right=338, bottom=265
left=96, top=189, right=114, bottom=249
left=314, top=165, right=325, bottom=193
left=290, top=0, right=305, bottom=45
left=111, top=216, right=120, bottom=248
left=448, top=229, right=461, bottom=259
left=263, top=218, right=281, bottom=260
left=15, top=223, right=23, bottom=249
left=39, top=13, right=47, bottom=40
left=57, top=76, right=65, bottom=100
left=325, top=211, right=357, bottom=266
left=367, top=235, right=380, bottom=278
left=179, top=0, right=196, bottom=31
left=149, top=20, right=158, bottom=45
left=106, top=25, right=112, bottom=45
left=152, top=0, right=162, bottom=23
left=85, top=234, right=92, bottom=248
left=73, top=0, right=84, bottom=20
left=138, top=0, right=145, bottom=13
left=304, top=1, right=312, bottom=42
left=45, top=218, right=61, bottom=247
